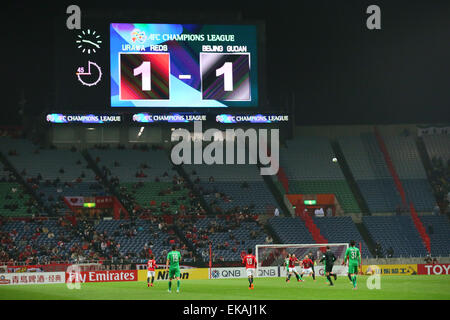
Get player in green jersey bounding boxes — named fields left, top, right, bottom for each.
left=284, top=254, right=291, bottom=281
left=166, top=245, right=182, bottom=293
left=343, top=240, right=361, bottom=289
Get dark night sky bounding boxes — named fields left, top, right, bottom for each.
left=2, top=0, right=450, bottom=125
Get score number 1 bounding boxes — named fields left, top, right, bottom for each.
left=134, top=61, right=151, bottom=91
left=119, top=52, right=170, bottom=100
left=201, top=53, right=250, bottom=101
left=134, top=60, right=233, bottom=93
left=215, top=62, right=233, bottom=92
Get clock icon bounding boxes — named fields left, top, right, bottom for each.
left=76, top=61, right=102, bottom=87
left=76, top=29, right=102, bottom=54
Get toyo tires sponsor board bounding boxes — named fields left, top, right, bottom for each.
left=209, top=267, right=278, bottom=279
left=65, top=270, right=137, bottom=283
left=0, top=272, right=65, bottom=285
left=417, top=264, right=450, bottom=275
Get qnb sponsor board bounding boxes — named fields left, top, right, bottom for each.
left=362, top=264, right=418, bottom=275
left=65, top=270, right=137, bottom=283
left=209, top=267, right=278, bottom=279
left=137, top=268, right=208, bottom=281
left=418, top=264, right=450, bottom=275
left=0, top=272, right=65, bottom=285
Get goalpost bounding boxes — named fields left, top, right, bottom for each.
left=255, top=243, right=350, bottom=277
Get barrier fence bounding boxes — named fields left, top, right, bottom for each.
left=1, top=263, right=449, bottom=286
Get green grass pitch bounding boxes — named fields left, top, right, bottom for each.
left=0, top=276, right=449, bottom=300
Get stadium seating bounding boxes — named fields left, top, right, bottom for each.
left=419, top=215, right=450, bottom=257
left=313, top=216, right=371, bottom=258
left=268, top=217, right=315, bottom=244
left=382, top=135, right=427, bottom=179
left=94, top=219, right=190, bottom=262
left=89, top=147, right=175, bottom=183
left=90, top=147, right=192, bottom=214
left=339, top=133, right=402, bottom=213
left=188, top=215, right=267, bottom=262
left=0, top=218, right=192, bottom=264
left=422, top=135, right=450, bottom=163
left=281, top=137, right=344, bottom=180
left=186, top=163, right=279, bottom=215
left=338, top=133, right=436, bottom=213
left=120, top=182, right=191, bottom=211
left=362, top=215, right=429, bottom=257
left=382, top=135, right=436, bottom=212
left=402, top=179, right=437, bottom=212
left=279, top=136, right=360, bottom=214
left=0, top=182, right=36, bottom=217
left=0, top=137, right=108, bottom=214
left=0, top=219, right=66, bottom=255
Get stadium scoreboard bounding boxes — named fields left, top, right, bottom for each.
left=55, top=19, right=262, bottom=111
left=111, top=23, right=258, bottom=108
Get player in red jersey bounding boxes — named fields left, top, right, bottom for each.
left=147, top=254, right=156, bottom=287
left=242, top=248, right=257, bottom=290
left=300, top=254, right=314, bottom=280
left=286, top=254, right=303, bottom=282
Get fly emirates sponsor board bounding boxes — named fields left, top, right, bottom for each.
left=66, top=270, right=137, bottom=283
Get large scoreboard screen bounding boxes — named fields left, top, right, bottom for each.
left=110, top=23, right=258, bottom=108
left=54, top=17, right=262, bottom=112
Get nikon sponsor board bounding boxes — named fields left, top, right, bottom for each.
left=137, top=268, right=208, bottom=281
left=209, top=267, right=278, bottom=279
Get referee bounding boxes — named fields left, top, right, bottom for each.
left=320, top=246, right=337, bottom=286
left=308, top=251, right=316, bottom=281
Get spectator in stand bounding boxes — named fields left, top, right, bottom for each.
left=433, top=205, right=440, bottom=216
left=387, top=247, right=394, bottom=258
left=274, top=207, right=280, bottom=217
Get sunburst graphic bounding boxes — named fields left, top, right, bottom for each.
left=76, top=29, right=102, bottom=54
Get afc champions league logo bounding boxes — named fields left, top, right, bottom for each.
left=131, top=29, right=147, bottom=43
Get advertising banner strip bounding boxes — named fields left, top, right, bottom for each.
left=417, top=264, right=450, bottom=275
left=137, top=268, right=209, bottom=281
left=209, top=267, right=278, bottom=279
left=0, top=272, right=66, bottom=285
left=66, top=270, right=137, bottom=283
left=362, top=264, right=418, bottom=275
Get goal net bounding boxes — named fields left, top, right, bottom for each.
left=255, top=243, right=349, bottom=276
